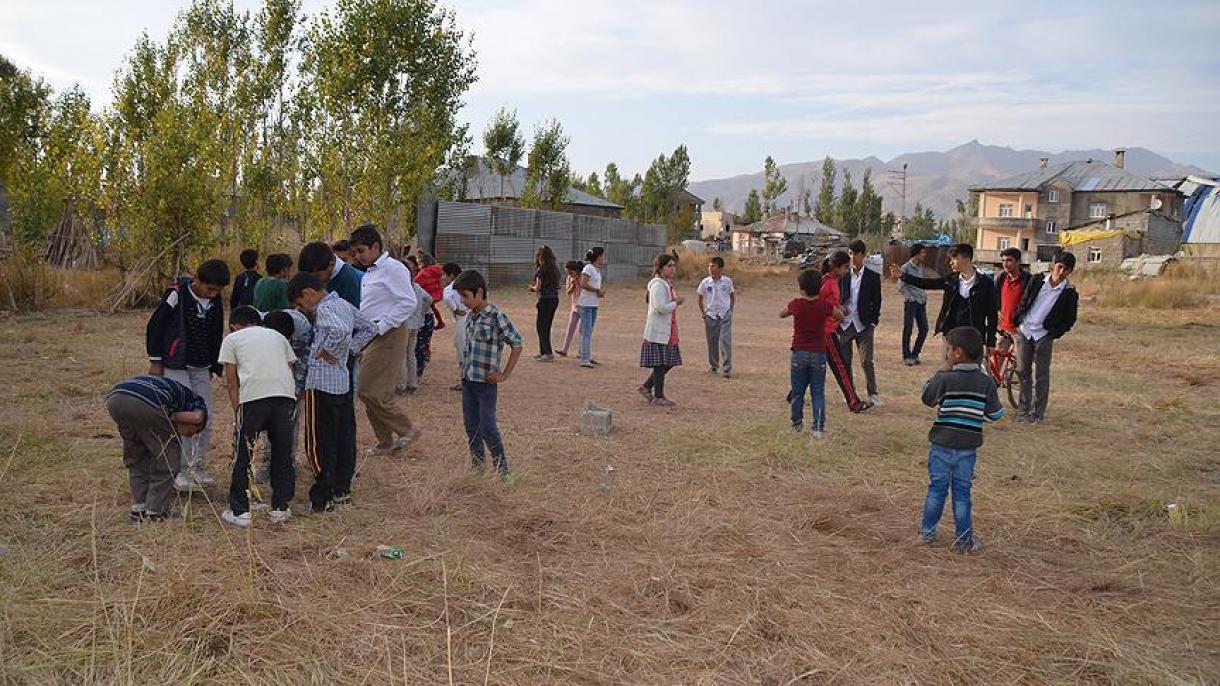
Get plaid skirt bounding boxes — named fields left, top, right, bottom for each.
left=640, top=341, right=682, bottom=368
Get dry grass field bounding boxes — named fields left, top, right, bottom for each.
left=0, top=269, right=1218, bottom=684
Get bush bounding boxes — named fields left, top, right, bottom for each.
left=0, top=250, right=63, bottom=311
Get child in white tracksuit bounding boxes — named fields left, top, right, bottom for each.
left=441, top=262, right=467, bottom=392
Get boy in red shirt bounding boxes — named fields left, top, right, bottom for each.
left=819, top=251, right=872, bottom=413
left=782, top=268, right=834, bottom=437
left=993, top=247, right=1029, bottom=352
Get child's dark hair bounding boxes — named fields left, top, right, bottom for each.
left=452, top=269, right=487, bottom=299
left=848, top=239, right=867, bottom=255
left=653, top=252, right=676, bottom=275
left=332, top=239, right=351, bottom=253
left=829, top=250, right=850, bottom=271
left=709, top=255, right=725, bottom=268
left=406, top=255, right=420, bottom=272
left=298, top=241, right=334, bottom=273
left=349, top=223, right=381, bottom=249
left=565, top=260, right=582, bottom=274
left=262, top=310, right=295, bottom=341
left=442, top=262, right=462, bottom=278
left=239, top=248, right=259, bottom=270
left=1054, top=251, right=1077, bottom=272
left=230, top=305, right=263, bottom=328
left=196, top=259, right=232, bottom=287
left=797, top=268, right=820, bottom=295
left=1000, top=247, right=1022, bottom=261
left=585, top=246, right=605, bottom=262
left=909, top=244, right=925, bottom=258
left=948, top=243, right=974, bottom=260
left=945, top=326, right=984, bottom=362
left=266, top=253, right=293, bottom=276
left=286, top=272, right=326, bottom=301
left=420, top=252, right=437, bottom=266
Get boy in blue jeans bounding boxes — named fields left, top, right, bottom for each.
left=919, top=326, right=1004, bottom=553
left=453, top=270, right=523, bottom=478
left=781, top=269, right=833, bottom=438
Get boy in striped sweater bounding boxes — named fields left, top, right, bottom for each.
left=918, top=326, right=1004, bottom=553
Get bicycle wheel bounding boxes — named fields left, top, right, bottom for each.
left=1003, top=358, right=1020, bottom=409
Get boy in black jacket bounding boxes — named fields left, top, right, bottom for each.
left=145, top=258, right=230, bottom=492
left=838, top=240, right=883, bottom=403
left=230, top=249, right=261, bottom=310
left=1012, top=251, right=1079, bottom=423
left=892, top=243, right=998, bottom=363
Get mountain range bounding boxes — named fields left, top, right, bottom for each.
left=687, top=141, right=1213, bottom=221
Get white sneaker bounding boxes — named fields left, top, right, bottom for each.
left=193, top=468, right=215, bottom=486
left=269, top=508, right=292, bottom=524
left=221, top=510, right=251, bottom=528
left=812, top=430, right=826, bottom=440
left=174, top=473, right=202, bottom=492
left=869, top=394, right=882, bottom=406
left=393, top=429, right=422, bottom=451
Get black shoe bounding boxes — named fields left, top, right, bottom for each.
left=333, top=493, right=353, bottom=506
left=312, top=501, right=335, bottom=514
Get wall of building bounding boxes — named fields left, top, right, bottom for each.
left=977, top=227, right=1037, bottom=254
left=700, top=210, right=737, bottom=240
left=472, top=197, right=622, bottom=219
left=1067, top=191, right=1178, bottom=226
left=980, top=191, right=1039, bottom=218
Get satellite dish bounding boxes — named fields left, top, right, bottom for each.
left=1151, top=197, right=1163, bottom=210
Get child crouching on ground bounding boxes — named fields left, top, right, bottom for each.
left=218, top=306, right=298, bottom=527
left=288, top=273, right=376, bottom=512
left=453, top=270, right=523, bottom=478
left=918, top=326, right=1004, bottom=553
left=106, top=375, right=208, bottom=522
left=781, top=268, right=833, bottom=438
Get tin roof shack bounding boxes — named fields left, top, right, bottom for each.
left=969, top=150, right=1182, bottom=264
left=731, top=211, right=844, bottom=260
left=462, top=158, right=624, bottom=218
left=1176, top=175, right=1220, bottom=258
left=1058, top=209, right=1181, bottom=270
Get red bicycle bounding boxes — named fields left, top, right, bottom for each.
left=988, top=336, right=1020, bottom=409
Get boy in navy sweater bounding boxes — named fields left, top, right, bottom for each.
left=230, top=249, right=262, bottom=310
left=145, top=258, right=230, bottom=492
left=918, top=326, right=1004, bottom=553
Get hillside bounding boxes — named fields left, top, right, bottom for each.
left=688, top=141, right=1212, bottom=221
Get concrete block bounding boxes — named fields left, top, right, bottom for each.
left=580, top=401, right=613, bottom=436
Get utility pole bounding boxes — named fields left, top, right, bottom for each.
left=887, top=163, right=908, bottom=238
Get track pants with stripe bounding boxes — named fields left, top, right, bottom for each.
left=230, top=396, right=296, bottom=515
left=824, top=332, right=864, bottom=411
left=302, top=389, right=356, bottom=510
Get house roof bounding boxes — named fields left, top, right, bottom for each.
left=674, top=188, right=704, bottom=205
left=969, top=160, right=1176, bottom=193
left=463, top=158, right=622, bottom=209
left=734, top=213, right=845, bottom=238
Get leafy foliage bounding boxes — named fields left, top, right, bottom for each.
left=520, top=119, right=570, bottom=210
left=761, top=155, right=787, bottom=216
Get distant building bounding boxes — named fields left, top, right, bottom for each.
left=699, top=209, right=738, bottom=241
left=461, top=158, right=623, bottom=218
left=731, top=211, right=844, bottom=259
left=1058, top=209, right=1182, bottom=269
left=968, top=150, right=1182, bottom=264
left=1175, top=175, right=1220, bottom=258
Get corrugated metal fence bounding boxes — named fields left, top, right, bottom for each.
left=417, top=200, right=667, bottom=284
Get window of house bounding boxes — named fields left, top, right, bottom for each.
left=997, top=237, right=1011, bottom=250
left=998, top=203, right=1014, bottom=218
left=1089, top=202, right=1107, bottom=219
left=1088, top=247, right=1102, bottom=263
left=1047, top=188, right=1060, bottom=203
left=1024, top=204, right=1033, bottom=218
left=1036, top=245, right=1059, bottom=262
left=1045, top=220, right=1057, bottom=234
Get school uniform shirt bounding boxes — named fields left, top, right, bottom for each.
left=217, top=327, right=297, bottom=404
left=108, top=375, right=208, bottom=416
left=697, top=275, right=735, bottom=319
left=787, top=298, right=831, bottom=352
left=306, top=292, right=376, bottom=395
left=578, top=263, right=603, bottom=308
left=360, top=252, right=417, bottom=336
left=443, top=283, right=466, bottom=317
left=1019, top=276, right=1069, bottom=342
left=463, top=303, right=523, bottom=383
left=327, top=260, right=363, bottom=308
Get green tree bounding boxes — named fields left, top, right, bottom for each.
left=837, top=169, right=858, bottom=235
left=904, top=201, right=937, bottom=239
left=712, top=196, right=722, bottom=211
left=814, top=156, right=837, bottom=225
left=483, top=107, right=523, bottom=200
left=520, top=119, right=570, bottom=209
left=857, top=168, right=883, bottom=233
left=761, top=155, right=787, bottom=216
left=742, top=188, right=762, bottom=224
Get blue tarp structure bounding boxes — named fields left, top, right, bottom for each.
left=899, top=233, right=955, bottom=247
left=1180, top=176, right=1220, bottom=245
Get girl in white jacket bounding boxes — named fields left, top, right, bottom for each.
left=637, top=254, right=685, bottom=407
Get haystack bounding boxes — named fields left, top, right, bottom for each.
left=44, top=206, right=101, bottom=269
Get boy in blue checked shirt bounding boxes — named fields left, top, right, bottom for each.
left=918, top=326, right=1004, bottom=554
left=452, top=270, right=523, bottom=478
left=287, top=273, right=376, bottom=511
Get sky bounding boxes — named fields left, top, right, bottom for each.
left=2, top=0, right=1219, bottom=179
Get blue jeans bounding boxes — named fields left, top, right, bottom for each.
left=461, top=380, right=507, bottom=473
left=920, top=443, right=977, bottom=546
left=789, top=350, right=827, bottom=431
left=578, top=305, right=599, bottom=362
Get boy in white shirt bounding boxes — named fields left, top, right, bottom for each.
left=217, top=306, right=298, bottom=527
left=441, top=262, right=468, bottom=392
left=697, top=256, right=736, bottom=378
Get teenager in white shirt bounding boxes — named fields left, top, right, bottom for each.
left=577, top=247, right=607, bottom=368
left=349, top=224, right=421, bottom=454
left=696, top=255, right=736, bottom=378
left=1012, top=252, right=1079, bottom=423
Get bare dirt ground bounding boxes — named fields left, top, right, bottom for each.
left=1, top=273, right=1218, bottom=684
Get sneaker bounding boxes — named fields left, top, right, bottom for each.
left=556, top=350, right=568, bottom=357
left=651, top=397, right=676, bottom=408
left=269, top=508, right=292, bottom=524
left=869, top=394, right=882, bottom=406
left=221, top=510, right=251, bottom=528
left=128, top=504, right=147, bottom=523
left=449, top=383, right=462, bottom=392
left=311, top=501, right=335, bottom=514
left=707, top=367, right=718, bottom=375
left=791, top=423, right=803, bottom=433
left=723, top=371, right=732, bottom=379
left=812, top=430, right=826, bottom=440
left=903, top=357, right=916, bottom=367
left=393, top=429, right=422, bottom=450
left=1013, top=414, right=1030, bottom=423
left=580, top=360, right=595, bottom=369
left=913, top=357, right=922, bottom=366
left=851, top=400, right=874, bottom=413
left=333, top=493, right=353, bottom=506
left=534, top=354, right=554, bottom=363
left=144, top=510, right=181, bottom=522
left=173, top=473, right=203, bottom=493
left=953, top=539, right=985, bottom=554
left=499, top=472, right=516, bottom=486
left=638, top=385, right=653, bottom=401
left=589, top=359, right=601, bottom=366
left=920, top=531, right=938, bottom=545
left=470, top=460, right=486, bottom=473
left=365, top=443, right=394, bottom=457
left=193, top=468, right=216, bottom=486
